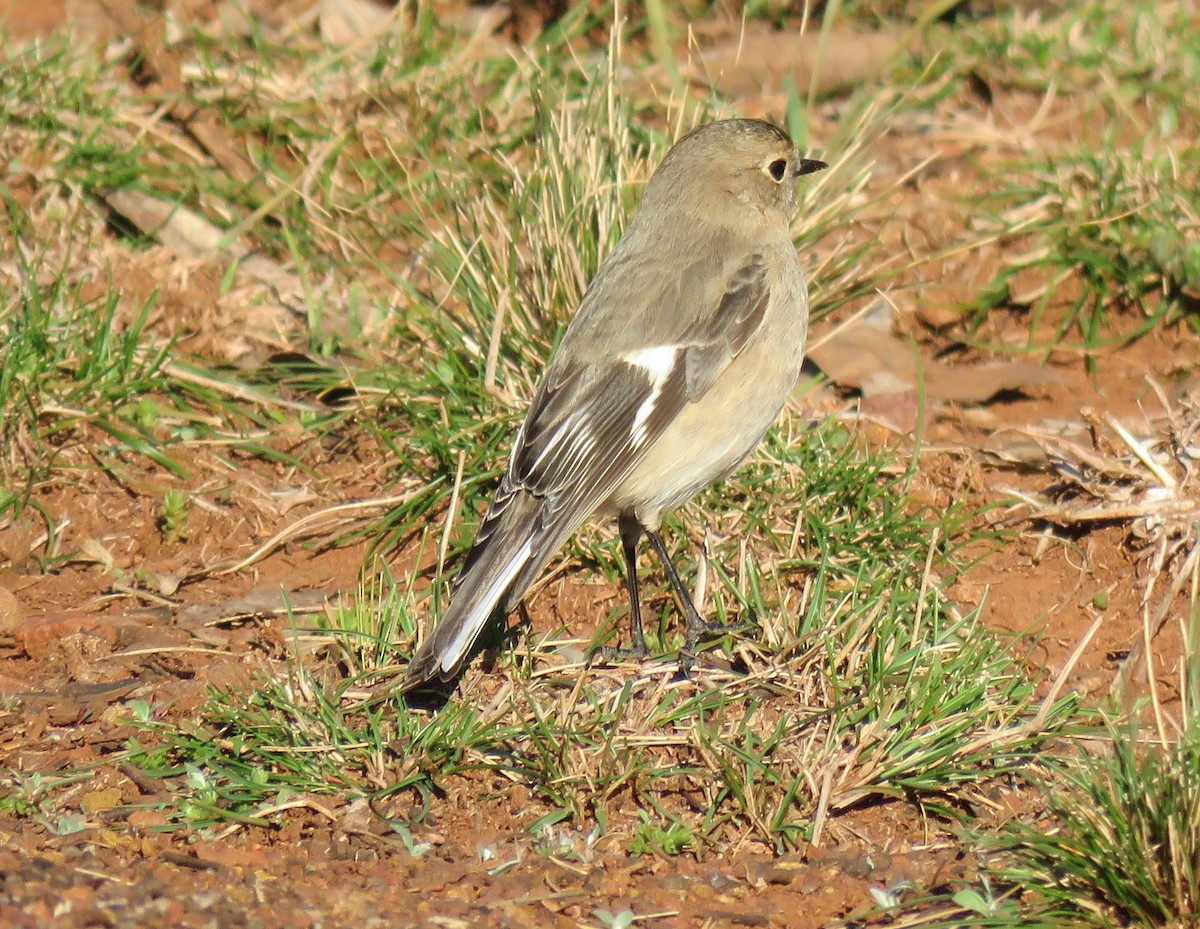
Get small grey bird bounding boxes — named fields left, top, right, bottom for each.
left=405, top=118, right=826, bottom=689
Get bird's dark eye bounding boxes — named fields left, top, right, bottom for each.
left=767, top=159, right=788, bottom=181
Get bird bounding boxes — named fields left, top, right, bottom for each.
left=404, top=118, right=826, bottom=690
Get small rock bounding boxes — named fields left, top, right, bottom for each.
left=15, top=612, right=120, bottom=660
left=0, top=585, right=22, bottom=635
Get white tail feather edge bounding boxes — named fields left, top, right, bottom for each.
left=438, top=537, right=533, bottom=674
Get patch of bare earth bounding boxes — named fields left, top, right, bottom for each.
left=3, top=3, right=1198, bottom=929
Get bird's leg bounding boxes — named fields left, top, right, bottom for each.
left=591, top=513, right=651, bottom=664
left=619, top=512, right=649, bottom=657
left=645, top=529, right=715, bottom=659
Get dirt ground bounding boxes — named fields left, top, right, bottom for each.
left=2, top=2, right=1197, bottom=927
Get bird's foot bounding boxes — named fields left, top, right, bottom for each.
left=589, top=638, right=650, bottom=666
left=674, top=614, right=753, bottom=680
left=683, top=614, right=751, bottom=654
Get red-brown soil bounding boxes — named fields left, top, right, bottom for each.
left=2, top=2, right=1196, bottom=927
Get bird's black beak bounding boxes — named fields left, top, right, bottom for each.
left=795, top=159, right=828, bottom=177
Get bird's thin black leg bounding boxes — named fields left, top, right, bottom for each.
left=646, top=529, right=712, bottom=657
left=619, top=512, right=649, bottom=657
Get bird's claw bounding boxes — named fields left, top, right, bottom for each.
left=589, top=639, right=650, bottom=666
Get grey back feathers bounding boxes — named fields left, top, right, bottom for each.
left=404, top=118, right=822, bottom=688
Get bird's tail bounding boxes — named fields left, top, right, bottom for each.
left=403, top=487, right=578, bottom=689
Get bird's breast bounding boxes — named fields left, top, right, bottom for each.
left=602, top=258, right=810, bottom=529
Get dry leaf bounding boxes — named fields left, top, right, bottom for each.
left=81, top=788, right=124, bottom=813
left=808, top=302, right=916, bottom=396
left=318, top=0, right=391, bottom=46
left=687, top=25, right=902, bottom=99
left=926, top=361, right=1063, bottom=404
left=0, top=585, right=21, bottom=636
left=104, top=190, right=227, bottom=257
left=810, top=299, right=1062, bottom=404
left=78, top=537, right=116, bottom=571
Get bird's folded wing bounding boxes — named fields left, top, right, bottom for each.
left=509, top=252, right=772, bottom=504
left=678, top=256, right=772, bottom=398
